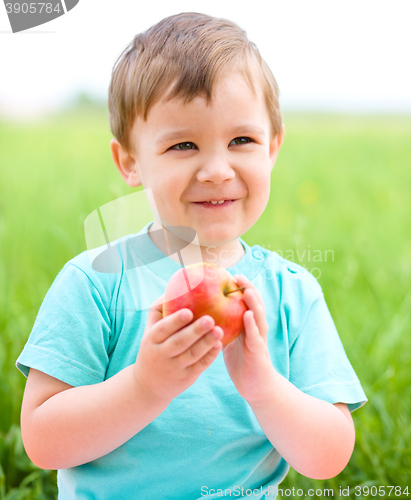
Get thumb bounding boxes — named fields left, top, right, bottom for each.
left=145, top=293, right=166, bottom=331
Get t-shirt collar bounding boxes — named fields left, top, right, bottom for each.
left=128, top=221, right=263, bottom=283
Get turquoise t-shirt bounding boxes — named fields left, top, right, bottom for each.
left=16, top=221, right=367, bottom=499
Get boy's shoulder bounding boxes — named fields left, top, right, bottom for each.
left=248, top=243, right=323, bottom=297
left=63, top=234, right=134, bottom=289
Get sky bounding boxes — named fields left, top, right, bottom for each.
left=0, top=0, right=410, bottom=119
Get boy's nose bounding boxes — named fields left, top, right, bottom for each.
left=195, top=157, right=236, bottom=184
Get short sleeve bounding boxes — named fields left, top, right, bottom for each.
left=16, top=262, right=112, bottom=387
left=289, top=292, right=367, bottom=412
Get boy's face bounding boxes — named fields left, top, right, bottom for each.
left=111, top=72, right=284, bottom=255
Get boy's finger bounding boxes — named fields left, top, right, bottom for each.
left=144, top=294, right=170, bottom=333
left=150, top=308, right=194, bottom=344
left=235, top=275, right=266, bottom=314
left=187, top=339, right=222, bottom=378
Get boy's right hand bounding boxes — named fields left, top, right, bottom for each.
left=133, top=294, right=223, bottom=404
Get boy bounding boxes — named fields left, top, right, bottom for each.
left=16, top=12, right=367, bottom=499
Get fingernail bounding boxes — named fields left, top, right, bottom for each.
left=201, top=317, right=211, bottom=328
left=181, top=310, right=192, bottom=321
left=212, top=328, right=222, bottom=339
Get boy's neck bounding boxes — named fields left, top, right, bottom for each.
left=148, top=222, right=245, bottom=269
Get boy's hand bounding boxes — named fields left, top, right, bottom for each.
left=222, top=275, right=276, bottom=404
left=133, top=294, right=223, bottom=404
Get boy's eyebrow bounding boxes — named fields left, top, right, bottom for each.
left=155, top=125, right=265, bottom=146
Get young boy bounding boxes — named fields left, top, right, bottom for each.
left=16, top=12, right=367, bottom=499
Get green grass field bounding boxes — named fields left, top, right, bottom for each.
left=0, top=109, right=410, bottom=499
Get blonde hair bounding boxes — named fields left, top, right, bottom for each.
left=108, top=12, right=283, bottom=154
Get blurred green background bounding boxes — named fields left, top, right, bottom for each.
left=0, top=103, right=410, bottom=499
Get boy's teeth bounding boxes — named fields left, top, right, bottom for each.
left=206, top=200, right=225, bottom=204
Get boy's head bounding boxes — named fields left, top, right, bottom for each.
left=109, top=12, right=284, bottom=254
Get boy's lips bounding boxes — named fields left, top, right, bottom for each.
left=191, top=197, right=238, bottom=202
left=191, top=199, right=237, bottom=209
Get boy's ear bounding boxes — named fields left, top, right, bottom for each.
left=269, top=123, right=285, bottom=167
left=110, top=138, right=142, bottom=188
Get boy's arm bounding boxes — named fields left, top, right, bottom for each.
left=21, top=298, right=224, bottom=470
left=21, top=366, right=170, bottom=470
left=248, top=369, right=355, bottom=480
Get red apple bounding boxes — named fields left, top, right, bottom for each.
left=162, top=262, right=248, bottom=346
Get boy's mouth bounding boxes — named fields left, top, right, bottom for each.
left=193, top=200, right=236, bottom=208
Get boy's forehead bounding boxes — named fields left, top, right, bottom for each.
left=135, top=71, right=267, bottom=132
left=160, top=70, right=263, bottom=108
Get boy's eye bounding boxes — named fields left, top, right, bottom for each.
left=171, top=142, right=196, bottom=150
left=169, top=137, right=253, bottom=150
left=230, top=137, right=253, bottom=145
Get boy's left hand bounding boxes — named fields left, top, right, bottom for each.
left=222, top=275, right=276, bottom=404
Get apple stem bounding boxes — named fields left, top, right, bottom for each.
left=224, top=286, right=246, bottom=296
